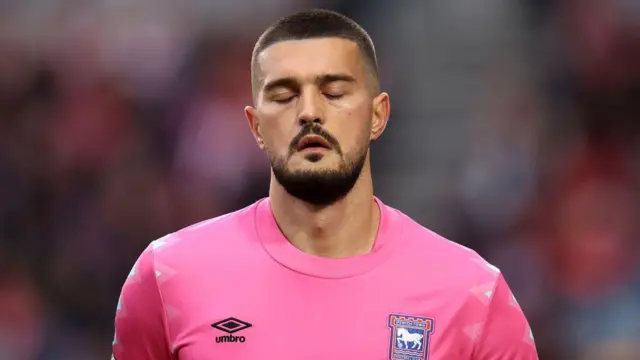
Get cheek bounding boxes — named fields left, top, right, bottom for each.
left=332, top=104, right=370, bottom=135
left=261, top=120, right=294, bottom=153
left=262, top=131, right=286, bottom=154
left=346, top=112, right=373, bottom=146
left=334, top=127, right=369, bottom=157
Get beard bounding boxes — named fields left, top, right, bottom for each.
left=268, top=125, right=368, bottom=206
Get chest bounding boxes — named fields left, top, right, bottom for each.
left=168, top=276, right=471, bottom=360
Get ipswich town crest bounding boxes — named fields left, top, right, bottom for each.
left=388, top=314, right=435, bottom=360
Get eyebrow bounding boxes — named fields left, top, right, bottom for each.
left=316, top=74, right=356, bottom=86
left=262, top=73, right=357, bottom=94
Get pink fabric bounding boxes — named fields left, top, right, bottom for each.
left=113, top=197, right=538, bottom=359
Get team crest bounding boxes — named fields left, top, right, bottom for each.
left=388, top=314, right=435, bottom=360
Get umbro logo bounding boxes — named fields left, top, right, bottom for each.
left=212, top=317, right=252, bottom=343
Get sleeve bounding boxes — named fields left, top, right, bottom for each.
left=472, top=274, right=539, bottom=360
left=111, top=244, right=173, bottom=360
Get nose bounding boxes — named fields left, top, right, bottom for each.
left=297, top=91, right=325, bottom=127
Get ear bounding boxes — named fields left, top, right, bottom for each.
left=370, top=92, right=390, bottom=141
left=245, top=105, right=265, bottom=150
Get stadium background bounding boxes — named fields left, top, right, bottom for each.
left=0, top=1, right=638, bottom=359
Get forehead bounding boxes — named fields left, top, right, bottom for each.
left=257, top=38, right=365, bottom=83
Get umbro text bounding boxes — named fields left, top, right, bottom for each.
left=216, top=335, right=246, bottom=343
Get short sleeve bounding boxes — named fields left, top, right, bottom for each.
left=112, top=244, right=173, bottom=360
left=472, top=274, right=539, bottom=360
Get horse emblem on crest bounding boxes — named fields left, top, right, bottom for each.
left=388, top=314, right=435, bottom=360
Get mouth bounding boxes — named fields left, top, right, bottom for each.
left=296, top=135, right=331, bottom=152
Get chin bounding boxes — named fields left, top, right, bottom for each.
left=288, top=164, right=336, bottom=176
left=290, top=151, right=335, bottom=164
left=294, top=156, right=341, bottom=170
left=302, top=152, right=327, bottom=163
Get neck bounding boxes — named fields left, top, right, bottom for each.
left=268, top=165, right=380, bottom=258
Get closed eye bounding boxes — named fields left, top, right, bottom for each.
left=324, top=93, right=344, bottom=100
left=273, top=96, right=295, bottom=104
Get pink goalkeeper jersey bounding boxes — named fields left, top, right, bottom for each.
left=112, top=197, right=538, bottom=360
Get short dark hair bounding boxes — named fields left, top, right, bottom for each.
left=251, top=9, right=379, bottom=100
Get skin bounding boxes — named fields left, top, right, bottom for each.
left=244, top=37, right=391, bottom=258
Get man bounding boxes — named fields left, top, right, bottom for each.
left=112, top=9, right=539, bottom=360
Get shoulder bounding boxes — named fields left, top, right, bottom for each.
left=391, top=208, right=502, bottom=291
left=143, top=200, right=263, bottom=266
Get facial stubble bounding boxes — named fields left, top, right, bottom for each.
left=268, top=126, right=368, bottom=206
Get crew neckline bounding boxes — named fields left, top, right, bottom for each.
left=254, top=196, right=403, bottom=279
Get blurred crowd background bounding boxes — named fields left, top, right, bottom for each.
left=0, top=0, right=638, bottom=359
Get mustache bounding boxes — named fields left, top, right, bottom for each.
left=289, top=125, right=341, bottom=155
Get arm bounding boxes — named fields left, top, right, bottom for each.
left=112, top=244, right=173, bottom=360
left=472, top=274, right=539, bottom=360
